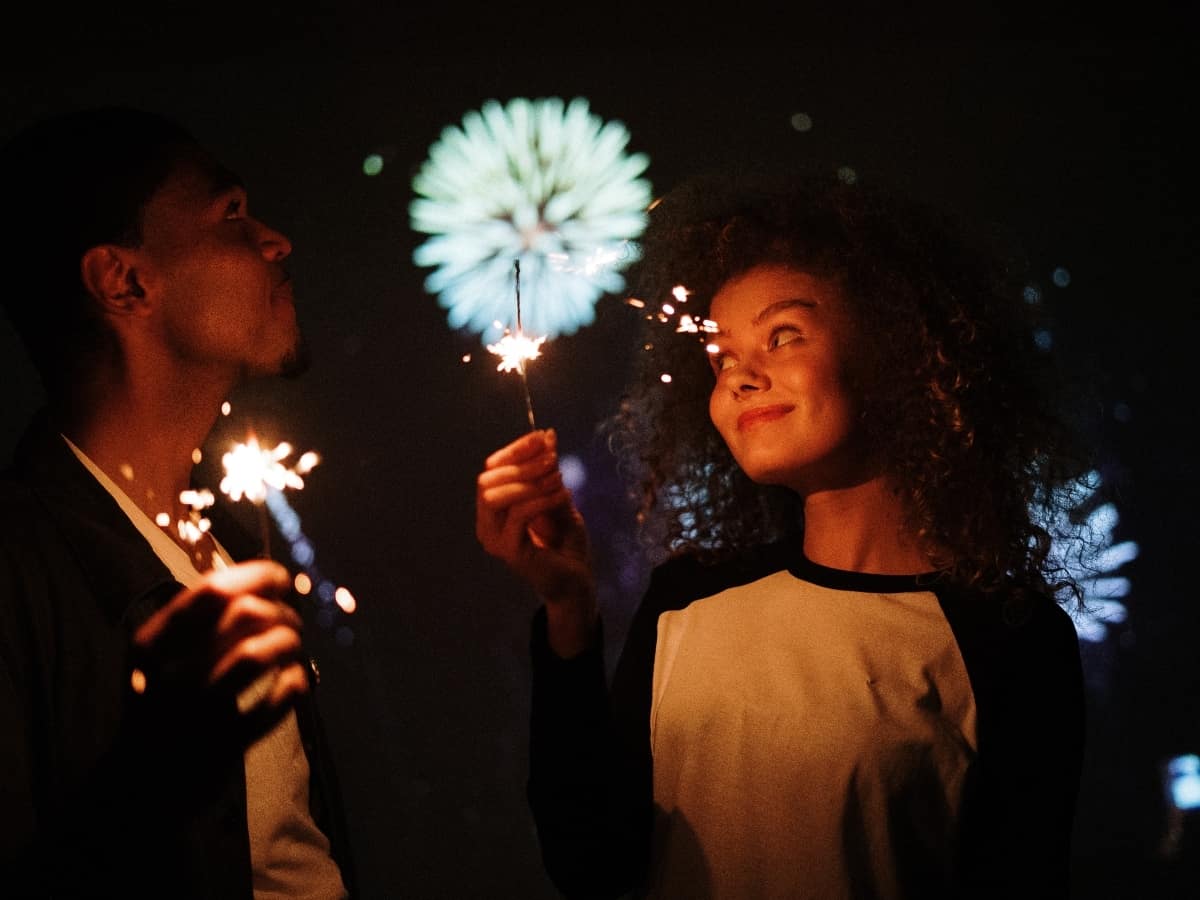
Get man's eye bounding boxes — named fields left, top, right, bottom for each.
left=769, top=326, right=802, bottom=349
left=224, top=199, right=245, bottom=219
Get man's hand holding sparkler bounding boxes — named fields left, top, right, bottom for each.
left=476, top=428, right=597, bottom=659
left=131, top=559, right=308, bottom=747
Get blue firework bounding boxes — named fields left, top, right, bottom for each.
left=410, top=96, right=652, bottom=340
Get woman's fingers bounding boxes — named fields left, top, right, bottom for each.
left=484, top=428, right=556, bottom=470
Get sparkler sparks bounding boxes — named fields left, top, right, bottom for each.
left=630, top=283, right=721, bottom=384
left=217, top=433, right=357, bottom=640
left=219, top=436, right=318, bottom=504
left=486, top=331, right=545, bottom=373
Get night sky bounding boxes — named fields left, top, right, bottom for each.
left=2, top=7, right=1197, bottom=897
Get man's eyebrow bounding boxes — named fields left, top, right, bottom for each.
left=749, top=298, right=818, bottom=327
left=206, top=165, right=245, bottom=198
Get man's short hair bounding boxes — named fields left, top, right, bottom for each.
left=0, top=107, right=202, bottom=397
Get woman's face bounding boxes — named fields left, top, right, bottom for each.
left=707, top=264, right=873, bottom=496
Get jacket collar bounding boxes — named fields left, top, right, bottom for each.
left=7, top=408, right=258, bottom=628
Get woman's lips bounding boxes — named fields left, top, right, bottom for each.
left=737, top=404, right=795, bottom=431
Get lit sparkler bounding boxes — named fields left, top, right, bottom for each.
left=219, top=435, right=318, bottom=558
left=487, top=260, right=544, bottom=430
left=218, top=433, right=358, bottom=639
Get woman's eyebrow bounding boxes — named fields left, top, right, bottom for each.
left=750, top=297, right=818, bottom=327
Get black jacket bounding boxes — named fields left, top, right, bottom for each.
left=0, top=410, right=355, bottom=898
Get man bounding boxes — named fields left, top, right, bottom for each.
left=0, top=107, right=353, bottom=898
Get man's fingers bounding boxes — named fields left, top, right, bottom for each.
left=201, top=559, right=291, bottom=600
left=214, top=594, right=303, bottom=645
left=134, top=560, right=291, bottom=649
left=234, top=662, right=310, bottom=746
left=209, top=625, right=304, bottom=694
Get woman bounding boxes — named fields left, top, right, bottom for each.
left=476, top=170, right=1091, bottom=898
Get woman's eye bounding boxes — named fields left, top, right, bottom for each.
left=769, top=326, right=802, bottom=349
left=709, top=352, right=736, bottom=374
left=224, top=198, right=245, bottom=219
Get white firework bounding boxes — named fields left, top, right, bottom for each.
left=1041, top=470, right=1140, bottom=643
left=410, top=96, right=652, bottom=339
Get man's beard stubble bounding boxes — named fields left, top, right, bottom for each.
left=278, top=329, right=311, bottom=380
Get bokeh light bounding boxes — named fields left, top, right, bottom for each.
left=790, top=112, right=813, bottom=132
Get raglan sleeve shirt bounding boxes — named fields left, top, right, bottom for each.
left=527, top=545, right=1085, bottom=899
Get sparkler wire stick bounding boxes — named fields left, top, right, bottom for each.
left=514, top=260, right=538, bottom=431
left=256, top=504, right=272, bottom=560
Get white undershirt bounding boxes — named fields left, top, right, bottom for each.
left=64, top=436, right=347, bottom=899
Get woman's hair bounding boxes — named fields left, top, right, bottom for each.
left=606, top=167, right=1097, bottom=604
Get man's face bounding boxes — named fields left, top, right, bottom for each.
left=134, top=154, right=304, bottom=381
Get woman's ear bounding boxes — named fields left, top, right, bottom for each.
left=79, top=245, right=148, bottom=316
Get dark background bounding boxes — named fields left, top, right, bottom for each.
left=2, top=5, right=1197, bottom=897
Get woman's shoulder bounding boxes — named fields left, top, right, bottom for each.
left=646, top=540, right=795, bottom=605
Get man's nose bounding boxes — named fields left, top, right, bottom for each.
left=256, top=219, right=292, bottom=261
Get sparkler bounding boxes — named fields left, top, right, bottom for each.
left=626, top=283, right=720, bottom=384
left=218, top=432, right=357, bottom=639
left=486, top=259, right=544, bottom=430
left=219, top=435, right=318, bottom=558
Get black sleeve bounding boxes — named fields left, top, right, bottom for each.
left=0, top=521, right=252, bottom=898
left=527, top=547, right=789, bottom=898
left=527, top=603, right=654, bottom=899
left=941, top=590, right=1086, bottom=899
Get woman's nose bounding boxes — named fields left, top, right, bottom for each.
left=735, top=360, right=770, bottom=395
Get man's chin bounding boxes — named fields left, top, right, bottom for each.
left=278, top=332, right=311, bottom=380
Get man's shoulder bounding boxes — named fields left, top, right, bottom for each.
left=0, top=467, right=53, bottom=537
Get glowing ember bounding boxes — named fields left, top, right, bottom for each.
left=334, top=586, right=357, bottom=614
left=486, top=331, right=547, bottom=374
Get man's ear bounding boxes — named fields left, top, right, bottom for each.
left=79, top=245, right=148, bottom=316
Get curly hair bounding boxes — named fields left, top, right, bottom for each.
left=605, top=167, right=1096, bottom=605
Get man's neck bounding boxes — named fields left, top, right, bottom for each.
left=59, top=374, right=231, bottom=528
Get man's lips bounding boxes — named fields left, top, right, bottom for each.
left=737, top=404, right=795, bottom=431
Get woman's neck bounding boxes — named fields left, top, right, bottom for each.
left=799, top=476, right=936, bottom=575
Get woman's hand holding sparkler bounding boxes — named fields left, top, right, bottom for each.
left=131, top=559, right=309, bottom=746
left=476, top=428, right=597, bottom=658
